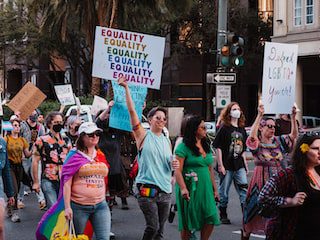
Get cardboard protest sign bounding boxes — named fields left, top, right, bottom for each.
left=91, top=95, right=108, bottom=116
left=54, top=84, right=75, bottom=105
left=7, top=82, right=47, bottom=120
left=92, top=27, right=165, bottom=90
left=109, top=81, right=147, bottom=131
left=262, top=42, right=298, bottom=114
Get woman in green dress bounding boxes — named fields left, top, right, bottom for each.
left=175, top=115, right=220, bottom=240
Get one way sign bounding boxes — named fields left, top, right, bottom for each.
left=206, top=72, right=236, bottom=84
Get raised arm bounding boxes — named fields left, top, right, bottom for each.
left=118, top=77, right=146, bottom=147
left=289, top=106, right=298, bottom=141
left=249, top=104, right=264, bottom=139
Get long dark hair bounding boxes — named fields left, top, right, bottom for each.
left=183, top=115, right=210, bottom=156
left=76, top=133, right=88, bottom=153
left=292, top=134, right=320, bottom=188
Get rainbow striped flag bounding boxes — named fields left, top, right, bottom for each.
left=36, top=149, right=90, bottom=240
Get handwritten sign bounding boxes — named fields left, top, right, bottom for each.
left=92, top=27, right=165, bottom=90
left=262, top=42, right=298, bottom=114
left=109, top=82, right=147, bottom=131
left=7, top=82, right=46, bottom=120
left=91, top=95, right=108, bottom=116
left=54, top=84, right=75, bottom=105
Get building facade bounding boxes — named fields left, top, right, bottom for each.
left=272, top=0, right=320, bottom=118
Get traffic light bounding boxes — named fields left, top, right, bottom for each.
left=229, top=35, right=244, bottom=67
left=220, top=45, right=230, bottom=67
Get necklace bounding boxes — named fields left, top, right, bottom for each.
left=307, top=170, right=320, bottom=189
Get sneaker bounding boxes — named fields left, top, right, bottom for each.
left=121, top=203, right=129, bottom=210
left=110, top=231, right=115, bottom=239
left=11, top=213, right=21, bottom=223
left=39, top=201, right=46, bottom=210
left=7, top=207, right=12, bottom=217
left=17, top=200, right=25, bottom=209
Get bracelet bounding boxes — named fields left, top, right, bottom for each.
left=132, top=123, right=141, bottom=131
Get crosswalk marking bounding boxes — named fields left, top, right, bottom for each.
left=232, top=230, right=266, bottom=239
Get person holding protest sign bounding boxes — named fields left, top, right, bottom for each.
left=118, top=77, right=179, bottom=240
left=5, top=118, right=32, bottom=222
left=32, top=111, right=71, bottom=208
left=242, top=104, right=298, bottom=239
left=175, top=115, right=220, bottom=240
left=212, top=102, right=248, bottom=224
left=258, top=134, right=320, bottom=240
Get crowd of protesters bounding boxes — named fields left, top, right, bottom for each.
left=0, top=78, right=318, bottom=240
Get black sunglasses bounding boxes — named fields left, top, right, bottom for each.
left=266, top=124, right=276, bottom=129
left=86, top=131, right=102, bottom=138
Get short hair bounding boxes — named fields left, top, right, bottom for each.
left=66, top=115, right=81, bottom=129
left=45, top=111, right=64, bottom=129
left=147, top=107, right=167, bottom=119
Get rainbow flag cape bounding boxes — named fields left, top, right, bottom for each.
left=36, top=149, right=91, bottom=240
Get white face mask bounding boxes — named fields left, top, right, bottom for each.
left=230, top=109, right=241, bottom=119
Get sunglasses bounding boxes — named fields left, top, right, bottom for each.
left=155, top=116, right=167, bottom=122
left=266, top=124, right=276, bottom=129
left=12, top=124, right=20, bottom=127
left=198, top=126, right=206, bottom=130
left=86, top=131, right=102, bottom=138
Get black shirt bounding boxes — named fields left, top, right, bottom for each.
left=213, top=125, right=247, bottom=171
left=96, top=118, right=122, bottom=175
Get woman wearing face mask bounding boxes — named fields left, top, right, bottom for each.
left=32, top=111, right=72, bottom=208
left=212, top=102, right=248, bottom=224
left=65, top=116, right=82, bottom=147
left=241, top=105, right=298, bottom=239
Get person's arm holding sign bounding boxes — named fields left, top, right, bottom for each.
left=289, top=106, right=298, bottom=141
left=118, top=77, right=146, bottom=148
left=247, top=104, right=264, bottom=150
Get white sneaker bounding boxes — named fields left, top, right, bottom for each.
left=11, top=213, right=21, bottom=223
left=110, top=231, right=115, bottom=239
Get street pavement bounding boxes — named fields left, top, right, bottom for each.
left=5, top=163, right=265, bottom=240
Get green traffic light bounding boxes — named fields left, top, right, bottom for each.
left=221, top=56, right=229, bottom=66
left=233, top=56, right=244, bottom=66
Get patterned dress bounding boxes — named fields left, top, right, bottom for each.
left=243, top=135, right=293, bottom=235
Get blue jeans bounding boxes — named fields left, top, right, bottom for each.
left=219, top=168, right=248, bottom=208
left=137, top=192, right=171, bottom=240
left=41, top=179, right=59, bottom=208
left=71, top=200, right=111, bottom=240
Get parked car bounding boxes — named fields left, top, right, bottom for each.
left=65, top=105, right=93, bottom=123
left=302, top=116, right=320, bottom=128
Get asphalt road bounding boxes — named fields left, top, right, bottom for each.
left=5, top=162, right=265, bottom=240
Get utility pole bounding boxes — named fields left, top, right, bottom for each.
left=217, top=0, right=228, bottom=68
left=213, top=0, right=228, bottom=123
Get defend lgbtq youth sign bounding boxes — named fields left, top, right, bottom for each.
left=262, top=42, right=298, bottom=114
left=92, top=27, right=165, bottom=90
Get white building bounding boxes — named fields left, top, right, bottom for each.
left=272, top=0, right=320, bottom=119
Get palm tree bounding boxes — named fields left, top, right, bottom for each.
left=31, top=0, right=195, bottom=95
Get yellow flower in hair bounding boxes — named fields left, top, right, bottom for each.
left=300, top=143, right=310, bottom=154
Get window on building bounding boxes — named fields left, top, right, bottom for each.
left=294, top=0, right=302, bottom=26
left=306, top=0, right=314, bottom=24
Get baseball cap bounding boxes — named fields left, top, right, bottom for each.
left=78, top=122, right=102, bottom=135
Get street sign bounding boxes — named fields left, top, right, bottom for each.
left=216, top=85, right=231, bottom=108
left=207, top=72, right=236, bottom=84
